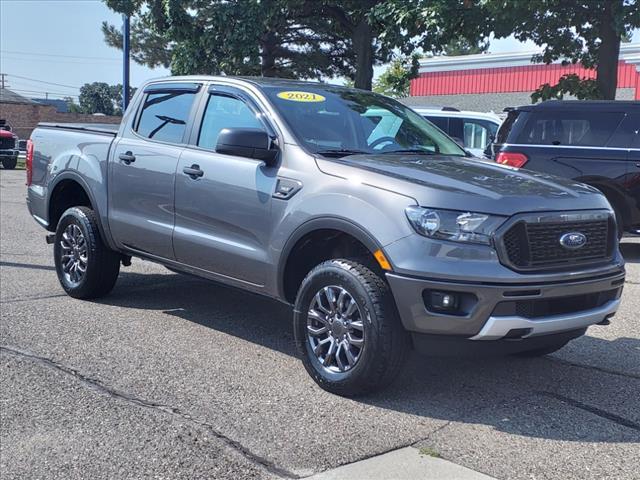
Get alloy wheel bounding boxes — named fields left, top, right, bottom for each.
left=307, top=285, right=365, bottom=373
left=59, top=224, right=88, bottom=286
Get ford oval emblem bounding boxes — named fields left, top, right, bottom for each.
left=559, top=232, right=587, bottom=249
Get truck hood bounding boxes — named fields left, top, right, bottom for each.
left=315, top=154, right=611, bottom=216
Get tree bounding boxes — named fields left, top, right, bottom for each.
left=103, top=0, right=353, bottom=80
left=443, top=37, right=489, bottom=56
left=103, top=0, right=490, bottom=91
left=79, top=82, right=116, bottom=115
left=373, top=55, right=420, bottom=97
left=77, top=82, right=136, bottom=115
left=487, top=0, right=640, bottom=100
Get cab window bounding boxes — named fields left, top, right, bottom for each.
left=136, top=91, right=197, bottom=144
left=198, top=94, right=263, bottom=150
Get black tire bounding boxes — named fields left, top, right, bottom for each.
left=512, top=341, right=569, bottom=358
left=53, top=206, right=120, bottom=299
left=1, top=156, right=18, bottom=169
left=293, top=259, right=409, bottom=396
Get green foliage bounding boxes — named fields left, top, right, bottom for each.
left=487, top=0, right=640, bottom=100
left=103, top=0, right=490, bottom=91
left=373, top=55, right=420, bottom=98
left=443, top=37, right=489, bottom=56
left=531, top=74, right=602, bottom=103
left=78, top=82, right=136, bottom=115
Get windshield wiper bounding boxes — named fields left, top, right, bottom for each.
left=380, top=148, right=437, bottom=155
left=315, top=148, right=369, bottom=158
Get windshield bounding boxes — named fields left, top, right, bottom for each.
left=263, top=86, right=467, bottom=157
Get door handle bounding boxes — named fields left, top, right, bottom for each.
left=183, top=164, right=204, bottom=179
left=119, top=151, right=136, bottom=164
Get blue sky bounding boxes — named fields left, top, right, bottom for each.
left=1, top=0, right=638, bottom=102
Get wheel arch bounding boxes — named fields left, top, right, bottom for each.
left=47, top=173, right=111, bottom=247
left=277, top=217, right=385, bottom=304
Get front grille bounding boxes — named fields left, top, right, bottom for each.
left=0, top=137, right=16, bottom=150
left=493, top=288, right=620, bottom=319
left=501, top=217, right=614, bottom=271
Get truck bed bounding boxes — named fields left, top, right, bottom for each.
left=37, top=122, right=118, bottom=136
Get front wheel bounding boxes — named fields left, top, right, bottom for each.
left=54, top=206, right=121, bottom=299
left=1, top=156, right=18, bottom=169
left=293, top=259, right=409, bottom=396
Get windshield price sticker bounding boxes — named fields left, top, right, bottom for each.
left=277, top=91, right=326, bottom=102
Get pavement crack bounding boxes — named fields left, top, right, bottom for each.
left=0, top=345, right=299, bottom=479
left=537, top=391, right=640, bottom=432
left=549, top=356, right=640, bottom=380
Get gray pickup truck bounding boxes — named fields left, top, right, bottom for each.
left=27, top=77, right=625, bottom=396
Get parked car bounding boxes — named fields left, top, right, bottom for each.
left=0, top=124, right=19, bottom=169
left=412, top=107, right=501, bottom=157
left=491, top=101, right=640, bottom=236
left=27, top=78, right=625, bottom=396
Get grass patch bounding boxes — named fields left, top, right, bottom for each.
left=419, top=446, right=442, bottom=458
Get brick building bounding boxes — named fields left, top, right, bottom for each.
left=0, top=88, right=121, bottom=140
left=405, top=42, right=640, bottom=113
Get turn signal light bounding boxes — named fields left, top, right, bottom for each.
left=495, top=151, right=528, bottom=169
left=26, top=139, right=34, bottom=186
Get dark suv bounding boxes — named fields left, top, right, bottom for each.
left=491, top=101, right=640, bottom=235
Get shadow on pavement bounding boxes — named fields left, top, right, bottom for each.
left=95, top=270, right=640, bottom=443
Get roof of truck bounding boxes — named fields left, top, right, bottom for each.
left=145, top=75, right=361, bottom=91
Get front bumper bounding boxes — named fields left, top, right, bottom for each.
left=386, top=269, right=625, bottom=339
left=0, top=149, right=19, bottom=157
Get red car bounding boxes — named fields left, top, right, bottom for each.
left=0, top=128, right=19, bottom=169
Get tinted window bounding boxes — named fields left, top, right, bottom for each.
left=424, top=116, right=449, bottom=132
left=496, top=110, right=521, bottom=144
left=136, top=91, right=196, bottom=143
left=516, top=111, right=625, bottom=147
left=198, top=95, right=263, bottom=149
left=463, top=118, right=499, bottom=150
left=608, top=114, right=640, bottom=148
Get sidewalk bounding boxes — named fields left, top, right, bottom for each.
left=308, top=447, right=496, bottom=480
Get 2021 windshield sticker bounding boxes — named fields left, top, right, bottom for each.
left=277, top=91, right=326, bottom=102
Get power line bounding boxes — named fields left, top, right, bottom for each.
left=1, top=50, right=121, bottom=61
left=2, top=54, right=124, bottom=66
left=10, top=88, right=79, bottom=99
left=8, top=74, right=80, bottom=90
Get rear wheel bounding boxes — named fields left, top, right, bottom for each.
left=293, top=259, right=409, bottom=396
left=1, top=156, right=17, bottom=169
left=54, top=206, right=120, bottom=299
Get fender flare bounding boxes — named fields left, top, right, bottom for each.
left=47, top=172, right=115, bottom=249
left=276, top=216, right=383, bottom=300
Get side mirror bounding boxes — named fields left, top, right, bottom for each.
left=216, top=128, right=279, bottom=166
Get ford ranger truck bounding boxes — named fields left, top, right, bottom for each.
left=26, top=77, right=625, bottom=396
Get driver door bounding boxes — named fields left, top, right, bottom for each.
left=173, top=86, right=278, bottom=287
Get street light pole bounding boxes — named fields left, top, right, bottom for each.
left=122, top=14, right=131, bottom=113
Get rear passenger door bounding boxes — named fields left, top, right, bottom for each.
left=172, top=85, right=279, bottom=287
left=109, top=82, right=200, bottom=259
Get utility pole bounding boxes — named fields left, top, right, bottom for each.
left=0, top=73, right=6, bottom=89
left=122, top=14, right=131, bottom=113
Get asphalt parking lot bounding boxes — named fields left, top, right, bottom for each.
left=1, top=168, right=639, bottom=479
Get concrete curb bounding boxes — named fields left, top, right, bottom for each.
left=307, top=446, right=496, bottom=480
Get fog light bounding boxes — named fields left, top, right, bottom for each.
left=430, top=291, right=459, bottom=311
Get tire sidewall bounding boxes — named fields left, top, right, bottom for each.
left=294, top=262, right=388, bottom=392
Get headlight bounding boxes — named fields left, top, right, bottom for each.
left=405, top=206, right=506, bottom=245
